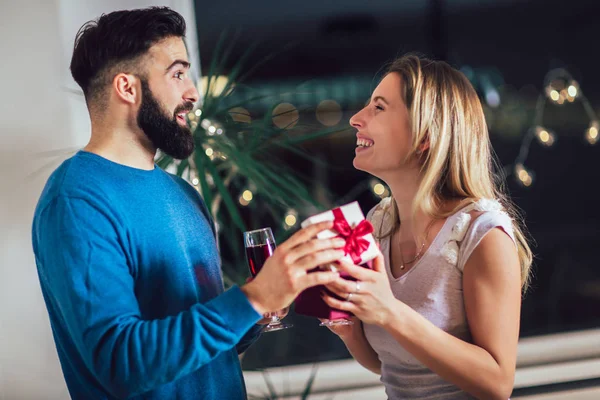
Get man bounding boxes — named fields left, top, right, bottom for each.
left=32, top=7, right=344, bottom=400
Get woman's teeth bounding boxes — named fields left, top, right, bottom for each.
left=357, top=138, right=374, bottom=147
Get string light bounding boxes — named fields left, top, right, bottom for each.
left=205, top=173, right=214, bottom=187
left=567, top=81, right=579, bottom=99
left=316, top=100, right=343, bottom=126
left=239, top=196, right=250, bottom=207
left=192, top=178, right=199, bottom=186
left=195, top=109, right=202, bottom=117
left=187, top=112, right=198, bottom=130
left=283, top=209, right=298, bottom=229
left=505, top=68, right=598, bottom=187
left=545, top=75, right=582, bottom=106
left=199, top=75, right=230, bottom=97
left=370, top=179, right=389, bottom=198
left=201, top=119, right=212, bottom=130
left=205, top=147, right=214, bottom=157
left=515, top=164, right=534, bottom=187
left=535, top=126, right=555, bottom=146
left=480, top=74, right=501, bottom=108
left=200, top=119, right=224, bottom=137
left=228, top=107, right=252, bottom=124
left=242, top=190, right=253, bottom=202
left=239, top=188, right=254, bottom=206
left=586, top=121, right=599, bottom=145
left=272, top=103, right=299, bottom=129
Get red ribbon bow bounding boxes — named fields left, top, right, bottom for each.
left=332, top=208, right=374, bottom=264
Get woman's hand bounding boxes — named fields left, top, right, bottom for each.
left=322, top=251, right=400, bottom=327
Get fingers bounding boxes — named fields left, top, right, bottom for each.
left=285, top=237, right=346, bottom=264
left=371, top=251, right=385, bottom=273
left=325, top=277, right=357, bottom=295
left=324, top=278, right=363, bottom=303
left=274, top=307, right=289, bottom=318
left=278, top=221, right=333, bottom=251
left=324, top=284, right=348, bottom=302
left=321, top=292, right=355, bottom=312
left=298, top=270, right=340, bottom=290
left=294, top=248, right=346, bottom=272
left=335, top=259, right=375, bottom=281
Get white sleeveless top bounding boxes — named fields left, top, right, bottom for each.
left=363, top=198, right=516, bottom=400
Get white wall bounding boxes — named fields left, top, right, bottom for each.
left=0, top=1, right=199, bottom=399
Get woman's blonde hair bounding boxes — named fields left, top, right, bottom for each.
left=381, top=54, right=533, bottom=291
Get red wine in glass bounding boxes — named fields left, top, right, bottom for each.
left=243, top=227, right=293, bottom=332
left=246, top=242, right=276, bottom=277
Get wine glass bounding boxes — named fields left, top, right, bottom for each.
left=244, top=227, right=293, bottom=332
left=319, top=265, right=358, bottom=327
left=319, top=282, right=354, bottom=327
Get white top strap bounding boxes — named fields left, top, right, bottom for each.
left=456, top=210, right=516, bottom=272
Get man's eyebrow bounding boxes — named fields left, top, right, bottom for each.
left=165, top=60, right=191, bottom=72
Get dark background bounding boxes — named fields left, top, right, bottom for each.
left=193, top=0, right=600, bottom=368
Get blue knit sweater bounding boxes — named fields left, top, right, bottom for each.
left=32, top=151, right=262, bottom=399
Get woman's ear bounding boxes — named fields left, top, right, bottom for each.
left=416, top=140, right=430, bottom=155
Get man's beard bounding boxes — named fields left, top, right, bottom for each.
left=137, top=79, right=195, bottom=160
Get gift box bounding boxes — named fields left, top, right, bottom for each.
left=300, top=201, right=378, bottom=269
left=294, top=259, right=374, bottom=320
left=294, top=201, right=376, bottom=320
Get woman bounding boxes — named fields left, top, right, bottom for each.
left=322, top=55, right=533, bottom=400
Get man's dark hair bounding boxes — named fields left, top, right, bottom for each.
left=70, top=7, right=186, bottom=106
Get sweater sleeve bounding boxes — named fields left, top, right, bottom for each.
left=34, top=195, right=261, bottom=399
left=236, top=324, right=263, bottom=354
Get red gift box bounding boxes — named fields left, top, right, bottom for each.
left=294, top=202, right=376, bottom=320
left=295, top=261, right=373, bottom=320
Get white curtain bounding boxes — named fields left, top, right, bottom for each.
left=0, top=1, right=199, bottom=399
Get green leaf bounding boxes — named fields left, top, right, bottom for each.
left=277, top=125, right=350, bottom=145
left=156, top=153, right=174, bottom=170
left=218, top=40, right=258, bottom=99
left=202, top=151, right=246, bottom=233
left=175, top=158, right=189, bottom=177
left=252, top=162, right=317, bottom=207
left=194, top=152, right=214, bottom=212
left=260, top=370, right=278, bottom=399
left=215, top=93, right=273, bottom=115
left=301, top=364, right=319, bottom=399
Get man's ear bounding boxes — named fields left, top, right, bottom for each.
left=113, top=73, right=140, bottom=105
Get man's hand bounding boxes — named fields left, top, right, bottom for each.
left=241, top=221, right=345, bottom=314
left=245, top=277, right=289, bottom=324
left=257, top=308, right=290, bottom=325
